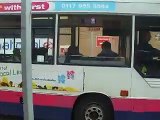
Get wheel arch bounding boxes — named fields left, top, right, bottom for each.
left=72, top=92, right=114, bottom=120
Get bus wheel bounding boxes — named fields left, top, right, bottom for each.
left=73, top=95, right=113, bottom=120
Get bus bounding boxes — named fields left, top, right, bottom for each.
left=0, top=0, right=160, bottom=120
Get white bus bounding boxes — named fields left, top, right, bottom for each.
left=0, top=0, right=160, bottom=120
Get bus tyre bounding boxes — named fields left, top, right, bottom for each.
left=73, top=95, right=113, bottom=120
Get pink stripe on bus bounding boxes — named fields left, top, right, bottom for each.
left=1, top=90, right=160, bottom=112
left=0, top=90, right=77, bottom=108
left=0, top=90, right=22, bottom=103
left=112, top=98, right=160, bottom=112
left=33, top=93, right=77, bottom=108
left=112, top=98, right=132, bottom=111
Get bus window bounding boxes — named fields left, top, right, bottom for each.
left=134, top=16, right=160, bottom=78
left=0, top=15, right=21, bottom=63
left=32, top=15, right=55, bottom=64
left=58, top=15, right=132, bottom=67
left=0, top=15, right=55, bottom=64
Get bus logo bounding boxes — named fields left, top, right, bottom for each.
left=0, top=2, right=49, bottom=12
left=58, top=74, right=66, bottom=84
left=67, top=71, right=75, bottom=80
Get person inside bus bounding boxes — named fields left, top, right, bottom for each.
left=97, top=41, right=118, bottom=57
left=136, top=31, right=160, bottom=55
left=13, top=48, right=21, bottom=62
left=65, top=45, right=82, bottom=63
left=135, top=31, right=160, bottom=76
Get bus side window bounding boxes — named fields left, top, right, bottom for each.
left=57, top=15, right=132, bottom=67
left=134, top=30, right=160, bottom=77
left=134, top=16, right=160, bottom=78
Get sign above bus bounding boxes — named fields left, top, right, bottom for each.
left=54, top=1, right=116, bottom=12
left=0, top=1, right=116, bottom=13
left=0, top=2, right=50, bottom=12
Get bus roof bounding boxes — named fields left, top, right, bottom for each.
left=0, top=0, right=160, bottom=3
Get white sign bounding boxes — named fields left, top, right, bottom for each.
left=0, top=64, right=84, bottom=92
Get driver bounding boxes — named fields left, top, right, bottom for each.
left=135, top=30, right=160, bottom=75
left=137, top=31, right=160, bottom=56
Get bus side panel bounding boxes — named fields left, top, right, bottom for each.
left=83, top=66, right=132, bottom=97
left=131, top=69, right=160, bottom=98
left=0, top=63, right=84, bottom=93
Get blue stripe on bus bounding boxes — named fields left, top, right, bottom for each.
left=0, top=102, right=160, bottom=120
left=115, top=111, right=160, bottom=120
left=0, top=102, right=72, bottom=120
